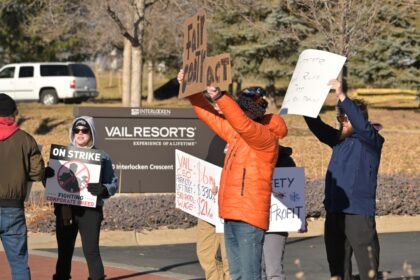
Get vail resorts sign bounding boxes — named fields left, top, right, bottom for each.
left=74, top=107, right=215, bottom=193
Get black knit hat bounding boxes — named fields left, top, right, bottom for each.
left=0, top=93, right=17, bottom=117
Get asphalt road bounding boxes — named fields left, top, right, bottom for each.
left=39, top=231, right=420, bottom=280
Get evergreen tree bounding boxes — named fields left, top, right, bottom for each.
left=208, top=1, right=312, bottom=93
left=349, top=2, right=419, bottom=89
left=0, top=1, right=90, bottom=64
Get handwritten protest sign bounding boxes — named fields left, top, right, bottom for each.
left=45, top=144, right=102, bottom=208
left=279, top=49, right=346, bottom=118
left=267, top=167, right=305, bottom=232
left=179, top=10, right=208, bottom=98
left=179, top=10, right=232, bottom=98
left=175, top=150, right=305, bottom=232
left=203, top=53, right=232, bottom=91
left=215, top=167, right=306, bottom=233
left=175, top=149, right=221, bottom=224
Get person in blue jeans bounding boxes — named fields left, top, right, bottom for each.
left=0, top=93, right=53, bottom=280
left=304, top=80, right=384, bottom=280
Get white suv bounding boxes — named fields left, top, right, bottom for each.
left=0, top=62, right=98, bottom=105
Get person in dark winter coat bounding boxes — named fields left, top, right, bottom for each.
left=304, top=80, right=384, bottom=280
left=0, top=93, right=53, bottom=280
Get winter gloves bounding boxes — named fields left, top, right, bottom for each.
left=87, top=183, right=109, bottom=198
left=45, top=166, right=55, bottom=178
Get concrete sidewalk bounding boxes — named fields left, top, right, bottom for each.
left=1, top=215, right=420, bottom=279
left=24, top=215, right=420, bottom=250
left=0, top=250, right=187, bottom=280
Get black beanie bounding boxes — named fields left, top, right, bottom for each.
left=0, top=93, right=17, bottom=117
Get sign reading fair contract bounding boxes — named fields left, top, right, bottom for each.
left=175, top=149, right=221, bottom=225
left=203, top=53, right=231, bottom=91
left=179, top=10, right=232, bottom=98
left=45, top=144, right=102, bottom=208
left=279, top=49, right=346, bottom=118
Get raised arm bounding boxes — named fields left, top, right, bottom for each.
left=177, top=69, right=236, bottom=142
left=189, top=93, right=236, bottom=143
left=303, top=116, right=340, bottom=148
left=339, top=98, right=384, bottom=149
left=208, top=87, right=283, bottom=150
left=331, top=79, right=384, bottom=149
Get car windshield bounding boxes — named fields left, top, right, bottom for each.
left=69, top=64, right=95, bottom=78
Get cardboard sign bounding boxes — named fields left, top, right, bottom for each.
left=267, top=167, right=306, bottom=232
left=179, top=10, right=232, bottom=98
left=279, top=49, right=347, bottom=118
left=179, top=10, right=208, bottom=98
left=44, top=144, right=103, bottom=208
left=203, top=53, right=232, bottom=91
left=175, top=149, right=221, bottom=224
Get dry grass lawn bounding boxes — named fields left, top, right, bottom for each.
left=16, top=90, right=420, bottom=185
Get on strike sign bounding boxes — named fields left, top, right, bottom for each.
left=45, top=144, right=103, bottom=208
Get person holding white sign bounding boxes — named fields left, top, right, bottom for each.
left=178, top=70, right=288, bottom=280
left=303, top=80, right=384, bottom=280
left=53, top=116, right=118, bottom=280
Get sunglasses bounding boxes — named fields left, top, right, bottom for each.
left=73, top=128, right=90, bottom=134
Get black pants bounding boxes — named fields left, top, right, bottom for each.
left=53, top=205, right=104, bottom=280
left=324, top=212, right=380, bottom=280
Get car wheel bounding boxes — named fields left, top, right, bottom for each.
left=40, top=89, right=58, bottom=105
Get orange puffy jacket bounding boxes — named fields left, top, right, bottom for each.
left=190, top=93, right=288, bottom=230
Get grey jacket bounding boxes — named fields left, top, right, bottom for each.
left=69, top=116, right=118, bottom=205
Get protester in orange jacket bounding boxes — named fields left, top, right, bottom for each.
left=178, top=70, right=287, bottom=280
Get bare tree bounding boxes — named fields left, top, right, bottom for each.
left=142, top=0, right=199, bottom=103
left=293, top=0, right=382, bottom=95
left=122, top=38, right=132, bottom=106
left=27, top=0, right=121, bottom=56
left=106, top=0, right=168, bottom=107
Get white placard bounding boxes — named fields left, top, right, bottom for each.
left=279, top=49, right=346, bottom=118
left=175, top=150, right=306, bottom=232
left=267, top=167, right=305, bottom=232
left=175, top=149, right=221, bottom=224
left=44, top=144, right=102, bottom=208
